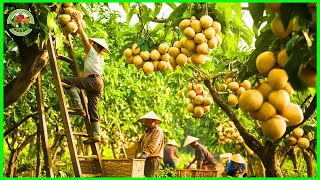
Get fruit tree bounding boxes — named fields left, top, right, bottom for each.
left=3, top=2, right=316, bottom=177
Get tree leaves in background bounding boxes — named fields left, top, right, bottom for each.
left=284, top=48, right=309, bottom=91
left=46, top=11, right=56, bottom=31
left=126, top=4, right=137, bottom=23
left=284, top=33, right=313, bottom=91
left=165, top=2, right=177, bottom=10
left=152, top=3, right=162, bottom=18
left=248, top=3, right=265, bottom=36
left=280, top=3, right=311, bottom=30
left=120, top=2, right=130, bottom=14
left=167, top=3, right=189, bottom=28
left=238, top=29, right=276, bottom=81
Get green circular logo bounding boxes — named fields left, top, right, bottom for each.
left=7, top=9, right=35, bottom=36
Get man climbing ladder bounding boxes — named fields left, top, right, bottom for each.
left=62, top=11, right=110, bottom=144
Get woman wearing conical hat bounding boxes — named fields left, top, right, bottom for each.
left=226, top=154, right=247, bottom=177
left=136, top=111, right=164, bottom=177
left=183, top=135, right=217, bottom=170
left=163, top=139, right=180, bottom=169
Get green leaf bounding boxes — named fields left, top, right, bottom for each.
left=15, top=3, right=28, bottom=9
left=248, top=3, right=266, bottom=30
left=120, top=2, right=130, bottom=13
left=238, top=29, right=276, bottom=81
left=284, top=49, right=309, bottom=91
left=201, top=60, right=216, bottom=74
left=165, top=2, right=177, bottom=10
left=47, top=11, right=56, bottom=31
left=126, top=4, right=137, bottom=24
left=280, top=3, right=311, bottom=30
left=152, top=23, right=165, bottom=33
left=152, top=3, right=162, bottom=18
left=212, top=61, right=229, bottom=75
left=167, top=3, right=189, bottom=22
left=285, top=33, right=300, bottom=54
left=53, top=26, right=63, bottom=52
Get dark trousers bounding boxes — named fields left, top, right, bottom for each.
left=62, top=74, right=103, bottom=122
left=164, top=159, right=176, bottom=169
left=144, top=157, right=160, bottom=177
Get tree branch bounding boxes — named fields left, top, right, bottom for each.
left=151, top=17, right=167, bottom=23
left=309, top=139, right=316, bottom=161
left=283, top=94, right=316, bottom=136
left=4, top=48, right=49, bottom=109
left=17, top=132, right=37, bottom=153
left=204, top=78, right=264, bottom=157
left=4, top=112, right=38, bottom=138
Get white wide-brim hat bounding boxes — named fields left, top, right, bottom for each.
left=231, top=154, right=245, bottom=164
left=167, top=139, right=179, bottom=147
left=183, top=135, right=199, bottom=147
left=89, top=38, right=110, bottom=54
left=138, top=111, right=162, bottom=124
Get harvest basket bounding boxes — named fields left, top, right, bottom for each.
left=176, top=169, right=218, bottom=177
left=79, top=158, right=145, bottom=177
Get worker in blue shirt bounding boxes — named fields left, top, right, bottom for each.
left=226, top=154, right=247, bottom=177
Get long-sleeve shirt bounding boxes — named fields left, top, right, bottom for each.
left=163, top=145, right=179, bottom=162
left=139, top=125, right=164, bottom=158
left=195, top=144, right=217, bottom=166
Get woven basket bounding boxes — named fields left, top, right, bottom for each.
left=80, top=159, right=145, bottom=177
left=194, top=170, right=217, bottom=177
left=79, top=160, right=102, bottom=174
left=176, top=169, right=217, bottom=177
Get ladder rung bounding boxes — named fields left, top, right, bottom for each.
left=78, top=155, right=98, bottom=159
left=81, top=173, right=102, bottom=177
left=73, top=132, right=89, bottom=137
left=54, top=161, right=66, bottom=166
left=57, top=55, right=74, bottom=64
left=68, top=109, right=85, bottom=116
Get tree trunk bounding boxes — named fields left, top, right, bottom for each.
left=287, top=148, right=298, bottom=173
left=261, top=150, right=283, bottom=176
left=4, top=39, right=48, bottom=109
left=5, top=132, right=37, bottom=177
left=302, top=149, right=315, bottom=177
left=247, top=154, right=265, bottom=177
left=6, top=149, right=18, bottom=177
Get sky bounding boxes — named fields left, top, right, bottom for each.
left=106, top=2, right=256, bottom=47
left=107, top=3, right=254, bottom=29
left=108, top=3, right=174, bottom=27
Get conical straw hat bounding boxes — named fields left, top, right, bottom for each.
left=138, top=111, right=162, bottom=124
left=89, top=38, right=110, bottom=54
left=183, top=135, right=199, bottom=147
left=167, top=139, right=179, bottom=147
left=231, top=154, right=245, bottom=164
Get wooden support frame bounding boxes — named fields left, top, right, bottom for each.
left=35, top=75, right=54, bottom=177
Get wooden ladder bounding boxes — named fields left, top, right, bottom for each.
left=47, top=32, right=105, bottom=177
